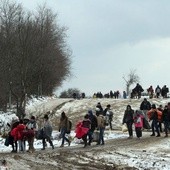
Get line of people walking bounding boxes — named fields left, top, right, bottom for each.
left=122, top=98, right=170, bottom=139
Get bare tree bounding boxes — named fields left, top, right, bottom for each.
left=0, top=1, right=72, bottom=118
left=123, top=69, right=139, bottom=96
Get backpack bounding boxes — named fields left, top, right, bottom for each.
left=27, top=121, right=38, bottom=130
left=66, top=120, right=72, bottom=134
left=156, top=88, right=161, bottom=93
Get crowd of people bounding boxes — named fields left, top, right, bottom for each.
left=3, top=102, right=114, bottom=152
left=5, top=111, right=74, bottom=153
left=71, top=83, right=169, bottom=100
left=122, top=98, right=170, bottom=139
left=75, top=103, right=113, bottom=147
left=3, top=95, right=170, bottom=154
left=130, top=84, right=169, bottom=99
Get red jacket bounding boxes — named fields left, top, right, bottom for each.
left=10, top=127, right=18, bottom=141
left=16, top=124, right=26, bottom=140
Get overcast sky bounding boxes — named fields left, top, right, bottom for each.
left=15, top=0, right=170, bottom=96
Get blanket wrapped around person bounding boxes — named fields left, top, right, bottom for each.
left=75, top=121, right=89, bottom=139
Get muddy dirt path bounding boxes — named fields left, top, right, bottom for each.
left=0, top=132, right=166, bottom=170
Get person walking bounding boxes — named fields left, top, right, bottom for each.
left=155, top=85, right=161, bottom=98
left=41, top=114, right=54, bottom=150
left=147, top=104, right=162, bottom=137
left=95, top=102, right=103, bottom=116
left=26, top=116, right=37, bottom=153
left=59, top=111, right=71, bottom=147
left=17, top=119, right=26, bottom=152
left=133, top=110, right=144, bottom=139
left=9, top=121, right=19, bottom=153
left=162, top=105, right=170, bottom=137
left=88, top=110, right=97, bottom=145
left=122, top=105, right=134, bottom=139
left=81, top=114, right=91, bottom=147
left=96, top=112, right=105, bottom=145
left=103, top=104, right=113, bottom=130
left=140, top=98, right=151, bottom=120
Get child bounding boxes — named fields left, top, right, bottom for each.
left=134, top=110, right=144, bottom=139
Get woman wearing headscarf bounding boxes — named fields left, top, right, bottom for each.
left=122, top=105, right=134, bottom=139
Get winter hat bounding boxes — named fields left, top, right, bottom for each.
left=151, top=104, right=156, bottom=109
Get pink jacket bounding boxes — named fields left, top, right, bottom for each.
left=134, top=114, right=144, bottom=128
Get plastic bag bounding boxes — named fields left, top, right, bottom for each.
left=122, top=124, right=128, bottom=132
left=92, top=131, right=99, bottom=142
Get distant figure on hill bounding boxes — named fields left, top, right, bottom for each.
left=133, top=83, right=144, bottom=99
left=96, top=92, right=103, bottom=98
left=73, top=93, right=77, bottom=99
left=81, top=93, right=85, bottom=99
left=123, top=91, right=127, bottom=99
left=93, top=93, right=97, bottom=98
left=110, top=90, right=114, bottom=98
left=155, top=85, right=161, bottom=98
left=114, top=91, right=119, bottom=99
left=161, top=85, right=169, bottom=98
left=147, top=85, right=154, bottom=99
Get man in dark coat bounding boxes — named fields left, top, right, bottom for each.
left=122, top=105, right=134, bottom=139
left=134, top=83, right=144, bottom=99
left=88, top=110, right=97, bottom=145
left=140, top=98, right=151, bottom=120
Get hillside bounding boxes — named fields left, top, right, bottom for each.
left=26, top=97, right=169, bottom=131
